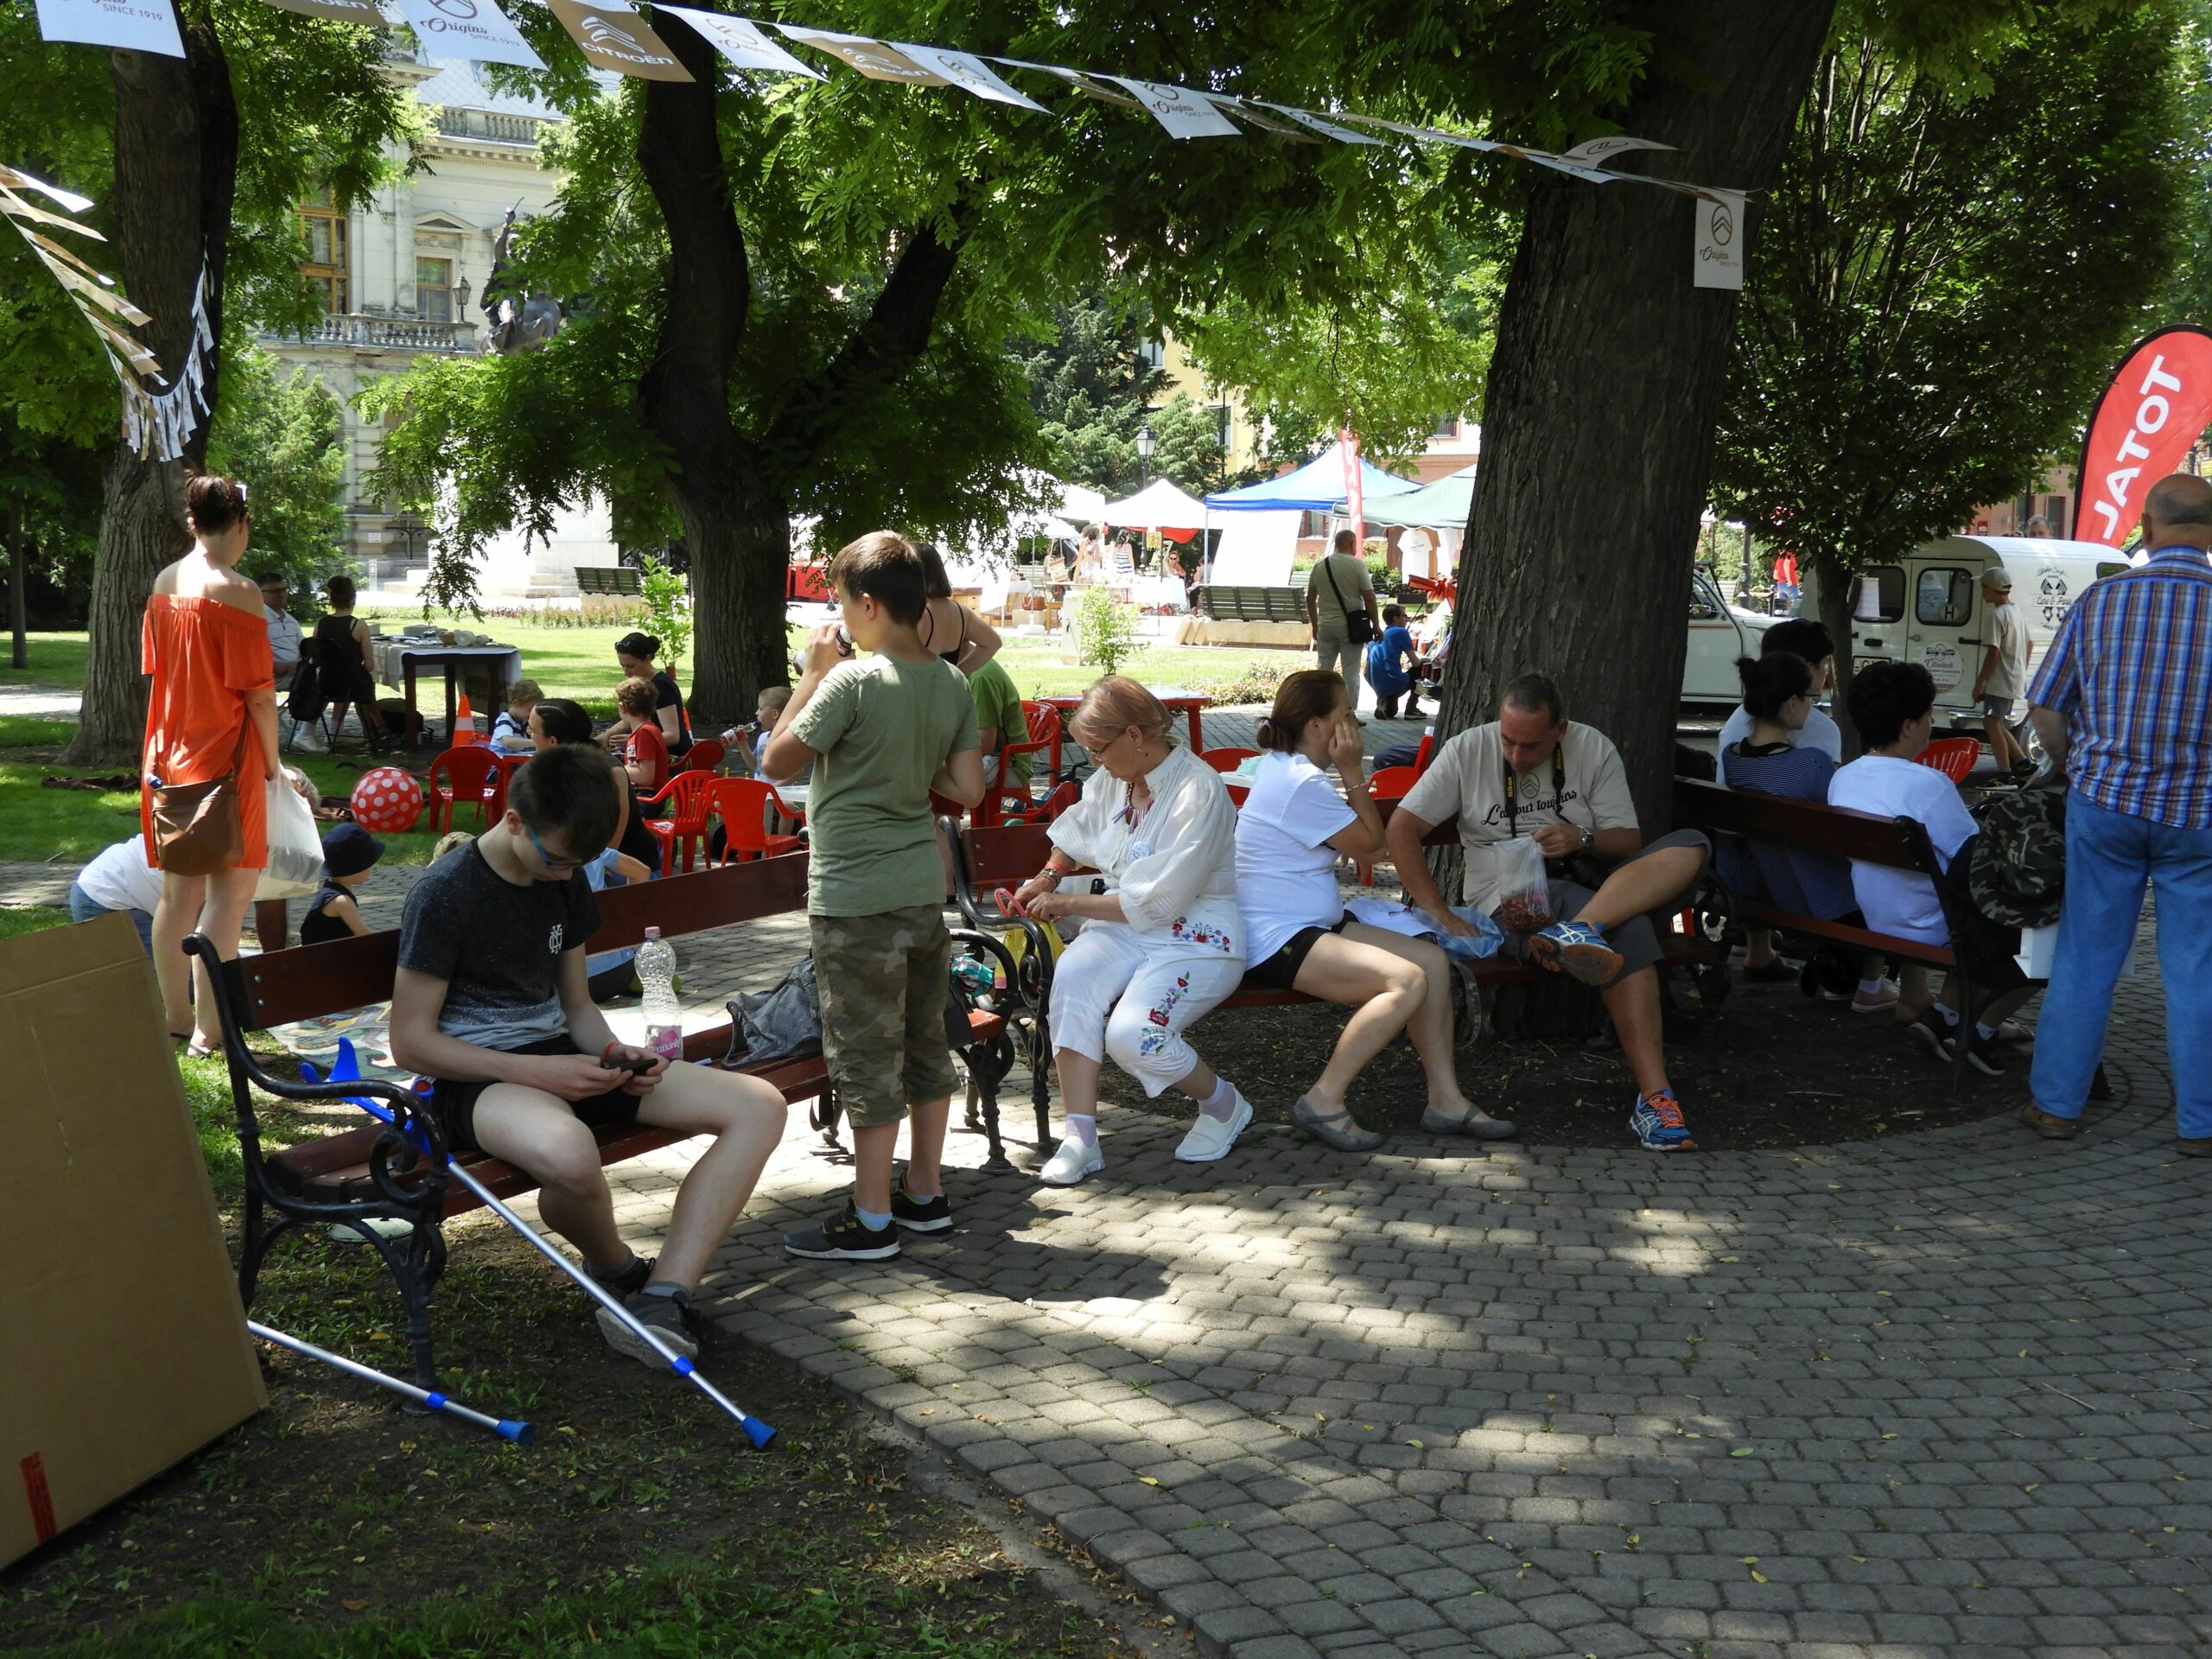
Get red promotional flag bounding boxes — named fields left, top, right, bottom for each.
left=2073, top=325, right=2212, bottom=547
left=1340, top=427, right=1365, bottom=546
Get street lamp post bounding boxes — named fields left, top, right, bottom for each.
left=1136, top=422, right=1155, bottom=490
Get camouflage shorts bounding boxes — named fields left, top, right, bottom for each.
left=810, top=906, right=958, bottom=1128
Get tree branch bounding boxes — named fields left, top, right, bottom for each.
left=761, top=197, right=972, bottom=480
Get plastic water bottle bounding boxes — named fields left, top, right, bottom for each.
left=636, top=926, right=682, bottom=1062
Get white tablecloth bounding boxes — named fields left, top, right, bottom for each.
left=371, top=640, right=523, bottom=695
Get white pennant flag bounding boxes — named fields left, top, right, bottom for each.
left=776, top=26, right=944, bottom=83
left=1692, top=188, right=1747, bottom=289
left=0, top=165, right=97, bottom=215
left=892, top=43, right=1047, bottom=111
left=1103, top=77, right=1240, bottom=139
left=1254, top=103, right=1382, bottom=146
left=33, top=0, right=183, bottom=57
left=994, top=61, right=1141, bottom=107
left=1560, top=133, right=1676, bottom=166
left=394, top=0, right=544, bottom=71
left=658, top=7, right=820, bottom=78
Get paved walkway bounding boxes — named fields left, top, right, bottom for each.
left=550, top=944, right=2208, bottom=1659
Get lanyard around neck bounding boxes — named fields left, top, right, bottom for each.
left=1502, top=741, right=1567, bottom=839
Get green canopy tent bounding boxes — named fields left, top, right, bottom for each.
left=1332, top=464, right=1476, bottom=529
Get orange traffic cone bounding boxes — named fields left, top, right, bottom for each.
left=455, top=692, right=478, bottom=744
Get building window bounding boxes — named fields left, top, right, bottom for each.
left=300, top=189, right=349, bottom=315
left=416, top=257, right=454, bottom=322
left=1431, top=412, right=1459, bottom=438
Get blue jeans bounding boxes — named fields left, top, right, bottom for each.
left=2030, top=791, right=2212, bottom=1136
left=67, top=880, right=156, bottom=954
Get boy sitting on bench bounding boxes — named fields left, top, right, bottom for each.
left=390, top=744, right=788, bottom=1368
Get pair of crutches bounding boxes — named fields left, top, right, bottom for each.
left=259, top=1040, right=773, bottom=1447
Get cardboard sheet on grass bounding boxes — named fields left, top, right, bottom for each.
left=0, top=914, right=264, bottom=1567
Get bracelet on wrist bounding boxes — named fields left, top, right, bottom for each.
left=601, top=1039, right=623, bottom=1063
left=1037, top=867, right=1064, bottom=887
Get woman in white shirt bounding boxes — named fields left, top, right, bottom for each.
left=1235, top=671, right=1512, bottom=1151
left=1008, top=678, right=1252, bottom=1185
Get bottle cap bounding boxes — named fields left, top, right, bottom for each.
left=644, top=926, right=662, bottom=940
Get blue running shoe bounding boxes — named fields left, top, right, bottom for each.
left=1629, top=1088, right=1697, bottom=1153
left=1530, top=918, right=1624, bottom=986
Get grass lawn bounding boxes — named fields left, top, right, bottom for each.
left=0, top=633, right=88, bottom=685
left=0, top=902, right=1144, bottom=1659
left=0, top=614, right=1298, bottom=870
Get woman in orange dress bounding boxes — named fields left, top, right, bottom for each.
left=143, top=474, right=282, bottom=1052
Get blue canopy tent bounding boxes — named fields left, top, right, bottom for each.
left=1204, top=442, right=1420, bottom=512
left=1199, top=439, right=1419, bottom=580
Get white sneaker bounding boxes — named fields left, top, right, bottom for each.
left=1039, top=1135, right=1103, bottom=1186
left=1175, top=1091, right=1253, bottom=1162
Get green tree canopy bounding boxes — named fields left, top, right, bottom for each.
left=205, top=342, right=347, bottom=601
left=1711, top=0, right=2189, bottom=709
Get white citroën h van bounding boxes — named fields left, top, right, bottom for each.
left=1803, top=535, right=2132, bottom=734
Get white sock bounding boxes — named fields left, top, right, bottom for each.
left=1065, top=1113, right=1098, bottom=1148
left=1199, top=1077, right=1240, bottom=1122
left=1857, top=976, right=1888, bottom=995
left=1975, top=1021, right=1999, bottom=1042
left=1930, top=1005, right=1960, bottom=1027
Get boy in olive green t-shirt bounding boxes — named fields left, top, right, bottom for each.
left=764, top=532, right=983, bottom=1261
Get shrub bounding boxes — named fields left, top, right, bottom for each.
left=1071, top=584, right=1143, bottom=677
left=632, top=555, right=692, bottom=673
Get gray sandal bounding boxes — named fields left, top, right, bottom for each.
left=1293, top=1094, right=1384, bottom=1151
left=1421, top=1105, right=1517, bottom=1140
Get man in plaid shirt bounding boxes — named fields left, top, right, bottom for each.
left=2026, top=473, right=2212, bottom=1153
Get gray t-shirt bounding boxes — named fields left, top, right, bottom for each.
left=397, top=842, right=600, bottom=1052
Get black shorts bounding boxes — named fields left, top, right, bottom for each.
left=1243, top=917, right=1350, bottom=990
left=424, top=1036, right=640, bottom=1155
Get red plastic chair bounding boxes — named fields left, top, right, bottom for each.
left=1916, top=737, right=1980, bottom=784
left=1414, top=731, right=1437, bottom=774
left=704, top=778, right=804, bottom=865
left=636, top=768, right=718, bottom=874
left=977, top=707, right=1061, bottom=827
left=682, top=738, right=727, bottom=775
left=1368, top=765, right=1419, bottom=802
left=1202, top=747, right=1261, bottom=773
left=426, top=746, right=502, bottom=834
left=1021, top=701, right=1065, bottom=784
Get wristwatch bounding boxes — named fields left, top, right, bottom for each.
left=1579, top=826, right=1595, bottom=855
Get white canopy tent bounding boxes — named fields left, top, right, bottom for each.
left=1099, top=476, right=1208, bottom=531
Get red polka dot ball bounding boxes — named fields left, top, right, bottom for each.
left=350, top=766, right=423, bottom=834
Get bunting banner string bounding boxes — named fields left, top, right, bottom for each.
left=27, top=0, right=1743, bottom=201
left=2, top=162, right=214, bottom=462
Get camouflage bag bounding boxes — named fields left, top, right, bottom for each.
left=1969, top=787, right=2066, bottom=928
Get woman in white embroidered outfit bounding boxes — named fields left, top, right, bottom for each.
left=1010, top=677, right=1251, bottom=1185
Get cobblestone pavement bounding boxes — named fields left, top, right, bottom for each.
left=29, top=700, right=2210, bottom=1656
left=543, top=940, right=2210, bottom=1659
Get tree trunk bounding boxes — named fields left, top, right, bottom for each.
left=676, top=474, right=793, bottom=727
left=1813, top=548, right=1861, bottom=754
left=5, top=505, right=25, bottom=670
left=64, top=28, right=238, bottom=766
left=1439, top=0, right=1838, bottom=830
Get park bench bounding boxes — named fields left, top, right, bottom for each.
left=188, top=853, right=1020, bottom=1389
left=1671, top=776, right=2029, bottom=1087
left=1194, top=584, right=1309, bottom=626
left=946, top=815, right=1726, bottom=1150
left=574, top=565, right=644, bottom=597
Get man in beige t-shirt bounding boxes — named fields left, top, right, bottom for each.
left=1385, top=672, right=1712, bottom=1153
left=1973, top=568, right=2033, bottom=779
left=1305, top=528, right=1382, bottom=699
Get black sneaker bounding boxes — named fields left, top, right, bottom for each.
left=590, top=1253, right=656, bottom=1298
left=891, top=1178, right=952, bottom=1235
left=783, top=1203, right=901, bottom=1261
left=594, top=1286, right=698, bottom=1368
left=1905, top=1006, right=1957, bottom=1061
left=1958, top=1024, right=2007, bottom=1077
